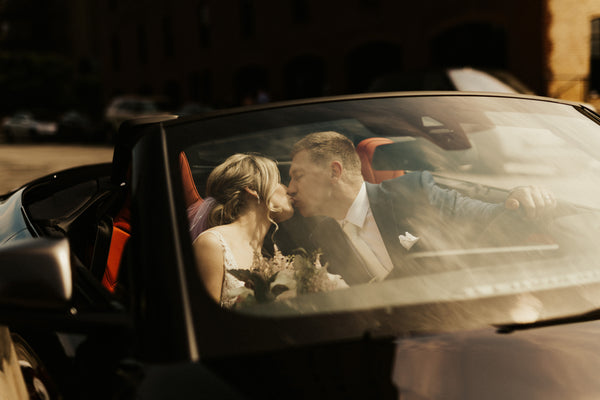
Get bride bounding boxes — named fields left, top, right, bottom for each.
left=189, top=153, right=295, bottom=307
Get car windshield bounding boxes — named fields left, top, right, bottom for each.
left=171, top=94, right=600, bottom=329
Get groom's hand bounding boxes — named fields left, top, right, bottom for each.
left=505, top=185, right=556, bottom=219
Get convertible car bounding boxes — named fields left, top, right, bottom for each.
left=3, top=92, right=600, bottom=399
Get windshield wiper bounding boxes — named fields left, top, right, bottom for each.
left=495, top=307, right=600, bottom=334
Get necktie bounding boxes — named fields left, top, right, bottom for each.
left=342, top=221, right=388, bottom=281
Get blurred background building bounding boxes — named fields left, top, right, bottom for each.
left=0, top=0, right=598, bottom=124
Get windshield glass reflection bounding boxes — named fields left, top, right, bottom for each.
left=176, top=96, right=600, bottom=321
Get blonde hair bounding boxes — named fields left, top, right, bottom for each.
left=291, top=131, right=362, bottom=178
left=205, top=153, right=281, bottom=228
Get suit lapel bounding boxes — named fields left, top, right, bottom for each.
left=309, top=216, right=374, bottom=285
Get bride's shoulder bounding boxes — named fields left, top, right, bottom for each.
left=193, top=227, right=224, bottom=247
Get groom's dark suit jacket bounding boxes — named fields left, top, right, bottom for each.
left=366, top=171, right=502, bottom=271
left=276, top=171, right=503, bottom=285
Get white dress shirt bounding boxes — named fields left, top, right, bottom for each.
left=340, top=183, right=394, bottom=280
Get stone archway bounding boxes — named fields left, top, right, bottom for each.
left=234, top=65, right=269, bottom=106
left=430, top=22, right=508, bottom=69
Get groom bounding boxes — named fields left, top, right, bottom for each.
left=285, top=131, right=556, bottom=284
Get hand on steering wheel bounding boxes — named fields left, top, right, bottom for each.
left=505, top=185, right=557, bottom=220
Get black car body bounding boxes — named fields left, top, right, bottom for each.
left=2, top=92, right=600, bottom=399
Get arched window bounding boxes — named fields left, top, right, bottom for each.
left=162, top=16, right=175, bottom=58
left=240, top=0, right=255, bottom=38
left=589, top=18, right=600, bottom=95
left=137, top=25, right=148, bottom=65
left=197, top=1, right=211, bottom=47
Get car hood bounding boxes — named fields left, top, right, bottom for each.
left=393, top=319, right=600, bottom=399
left=202, top=316, right=600, bottom=400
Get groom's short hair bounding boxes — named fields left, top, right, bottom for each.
left=291, top=131, right=362, bottom=177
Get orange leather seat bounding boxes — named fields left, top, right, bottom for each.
left=101, top=151, right=202, bottom=293
left=179, top=151, right=203, bottom=208
left=102, top=197, right=130, bottom=292
left=356, top=137, right=404, bottom=183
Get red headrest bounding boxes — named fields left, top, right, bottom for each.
left=356, top=137, right=404, bottom=184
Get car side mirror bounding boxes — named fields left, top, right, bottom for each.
left=0, top=238, right=72, bottom=308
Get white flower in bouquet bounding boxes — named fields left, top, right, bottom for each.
left=228, top=246, right=348, bottom=307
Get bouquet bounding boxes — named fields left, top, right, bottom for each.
left=228, top=246, right=348, bottom=307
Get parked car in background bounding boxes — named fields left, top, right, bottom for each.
left=56, top=110, right=98, bottom=143
left=1, top=111, right=58, bottom=142
left=367, top=67, right=600, bottom=111
left=104, top=95, right=171, bottom=133
left=367, top=66, right=535, bottom=94
left=4, top=93, right=600, bottom=398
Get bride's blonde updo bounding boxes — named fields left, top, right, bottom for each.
left=205, top=153, right=281, bottom=228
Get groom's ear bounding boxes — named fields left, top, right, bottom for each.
left=330, top=161, right=343, bottom=180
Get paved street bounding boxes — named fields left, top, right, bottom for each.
left=0, top=144, right=114, bottom=194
